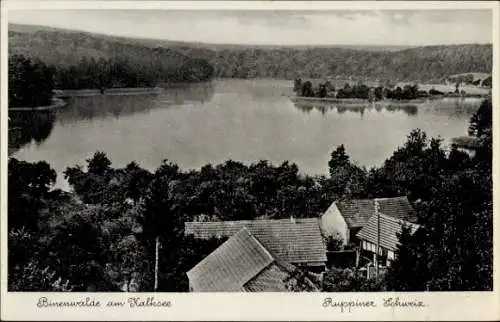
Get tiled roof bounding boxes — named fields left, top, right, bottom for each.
left=243, top=262, right=319, bottom=292
left=184, top=218, right=327, bottom=264
left=336, top=199, right=374, bottom=228
left=377, top=196, right=418, bottom=223
left=243, top=263, right=293, bottom=292
left=186, top=227, right=274, bottom=292
left=336, top=196, right=418, bottom=228
left=356, top=213, right=420, bottom=251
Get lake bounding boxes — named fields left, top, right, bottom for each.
left=9, top=79, right=483, bottom=190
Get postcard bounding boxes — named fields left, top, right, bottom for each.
left=1, top=1, right=498, bottom=320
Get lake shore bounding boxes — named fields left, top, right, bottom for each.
left=9, top=98, right=67, bottom=111
left=8, top=87, right=163, bottom=111
left=54, top=87, right=165, bottom=98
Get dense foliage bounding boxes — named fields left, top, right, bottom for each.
left=8, top=55, right=55, bottom=107
left=7, top=99, right=492, bottom=292
left=323, top=268, right=387, bottom=292
left=9, top=25, right=492, bottom=83
left=203, top=44, right=492, bottom=82
left=54, top=56, right=214, bottom=90
left=295, top=79, right=451, bottom=101
left=385, top=99, right=493, bottom=291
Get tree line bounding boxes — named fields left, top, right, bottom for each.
left=8, top=99, right=492, bottom=292
left=8, top=54, right=214, bottom=108
left=295, top=78, right=454, bottom=101
left=10, top=27, right=492, bottom=84
left=55, top=56, right=214, bottom=91
left=199, top=44, right=492, bottom=82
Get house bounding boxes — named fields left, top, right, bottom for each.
left=185, top=217, right=327, bottom=272
left=186, top=227, right=320, bottom=292
left=320, top=196, right=418, bottom=246
left=356, top=213, right=420, bottom=268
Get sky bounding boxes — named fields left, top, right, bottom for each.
left=7, top=9, right=493, bottom=46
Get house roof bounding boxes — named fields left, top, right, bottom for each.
left=243, top=262, right=294, bottom=292
left=184, top=218, right=327, bottom=264
left=186, top=227, right=274, bottom=292
left=335, top=196, right=418, bottom=228
left=243, top=262, right=320, bottom=292
left=356, top=213, right=420, bottom=251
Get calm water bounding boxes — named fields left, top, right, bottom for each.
left=9, top=79, right=482, bottom=190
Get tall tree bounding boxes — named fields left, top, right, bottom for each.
left=468, top=98, right=492, bottom=138
left=8, top=158, right=56, bottom=231
left=386, top=99, right=493, bottom=291
left=8, top=55, right=55, bottom=108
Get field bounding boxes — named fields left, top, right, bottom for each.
left=412, top=83, right=490, bottom=95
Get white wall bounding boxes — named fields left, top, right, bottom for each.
left=320, top=202, right=349, bottom=245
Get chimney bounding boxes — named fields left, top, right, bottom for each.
left=290, top=215, right=296, bottom=224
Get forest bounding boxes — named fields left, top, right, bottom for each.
left=8, top=98, right=492, bottom=292
left=8, top=54, right=214, bottom=108
left=8, top=55, right=55, bottom=108
left=9, top=24, right=493, bottom=83
left=201, top=44, right=492, bottom=82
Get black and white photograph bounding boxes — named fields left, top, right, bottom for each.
left=1, top=0, right=498, bottom=320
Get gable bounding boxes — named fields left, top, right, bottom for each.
left=356, top=213, right=420, bottom=251
left=336, top=199, right=375, bottom=228
left=335, top=196, right=418, bottom=229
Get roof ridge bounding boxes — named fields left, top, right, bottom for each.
left=185, top=217, right=319, bottom=225
left=186, top=227, right=276, bottom=291
left=373, top=212, right=418, bottom=227
left=339, top=196, right=408, bottom=201
left=375, top=196, right=408, bottom=201
left=241, top=226, right=276, bottom=263
left=236, top=227, right=277, bottom=288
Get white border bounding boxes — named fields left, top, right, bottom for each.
left=1, top=1, right=499, bottom=321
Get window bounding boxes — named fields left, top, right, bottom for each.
left=387, top=250, right=395, bottom=260
left=362, top=241, right=367, bottom=250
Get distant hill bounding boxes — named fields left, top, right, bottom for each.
left=9, top=23, right=493, bottom=83
left=192, top=44, right=492, bottom=83
left=9, top=24, right=187, bottom=69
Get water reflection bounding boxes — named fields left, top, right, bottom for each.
left=294, top=102, right=419, bottom=117
left=56, top=82, right=215, bottom=125
left=158, top=81, right=215, bottom=104
left=8, top=110, right=56, bottom=155
left=8, top=82, right=215, bottom=153
left=57, top=95, right=161, bottom=124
